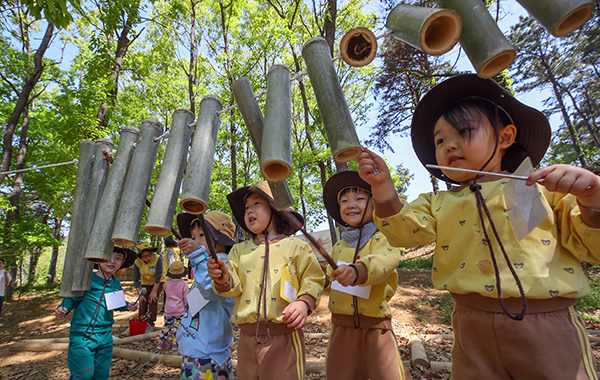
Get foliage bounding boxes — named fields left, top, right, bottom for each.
left=576, top=265, right=600, bottom=312
left=397, top=255, right=433, bottom=269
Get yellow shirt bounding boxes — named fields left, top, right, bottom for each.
left=214, top=236, right=325, bottom=325
left=327, top=231, right=402, bottom=318
left=374, top=180, right=600, bottom=299
left=135, top=254, right=167, bottom=286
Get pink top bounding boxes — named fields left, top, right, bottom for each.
left=163, top=279, right=189, bottom=317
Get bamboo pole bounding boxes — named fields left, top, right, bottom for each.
left=386, top=5, right=461, bottom=55
left=84, top=127, right=139, bottom=263
left=71, top=138, right=113, bottom=292
left=261, top=65, right=292, bottom=182
left=302, top=37, right=362, bottom=163
left=436, top=0, right=515, bottom=78
left=410, top=336, right=430, bottom=369
left=339, top=27, right=378, bottom=67
left=231, top=77, right=294, bottom=210
left=515, top=0, right=594, bottom=37
left=146, top=109, right=194, bottom=235
left=59, top=141, right=95, bottom=298
left=179, top=96, right=222, bottom=214
left=111, top=120, right=164, bottom=247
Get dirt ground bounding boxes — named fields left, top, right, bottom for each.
left=0, top=262, right=599, bottom=379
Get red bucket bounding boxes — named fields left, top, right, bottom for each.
left=129, top=318, right=148, bottom=336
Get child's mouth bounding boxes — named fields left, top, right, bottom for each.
left=448, top=156, right=462, bottom=165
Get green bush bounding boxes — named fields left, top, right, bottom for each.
left=576, top=266, right=600, bottom=312
left=397, top=255, right=434, bottom=269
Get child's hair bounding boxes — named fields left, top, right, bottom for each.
left=164, top=236, right=178, bottom=247
left=338, top=186, right=372, bottom=201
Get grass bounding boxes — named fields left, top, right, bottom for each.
left=397, top=255, right=434, bottom=269
left=14, top=281, right=61, bottom=297
left=576, top=265, right=600, bottom=312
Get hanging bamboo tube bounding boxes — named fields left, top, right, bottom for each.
left=179, top=96, right=222, bottom=214
left=111, top=120, right=164, bottom=247
left=71, top=138, right=113, bottom=292
left=515, top=0, right=594, bottom=37
left=261, top=65, right=292, bottom=182
left=146, top=109, right=194, bottom=235
left=386, top=5, right=461, bottom=55
left=84, top=127, right=139, bottom=263
left=339, top=27, right=378, bottom=67
left=59, top=141, right=95, bottom=298
left=231, top=76, right=294, bottom=210
left=436, top=0, right=516, bottom=78
left=302, top=37, right=362, bottom=162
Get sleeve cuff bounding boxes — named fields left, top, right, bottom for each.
left=578, top=200, right=600, bottom=228
left=297, top=294, right=316, bottom=315
left=213, top=276, right=233, bottom=293
left=350, top=262, right=368, bottom=285
left=373, top=195, right=403, bottom=218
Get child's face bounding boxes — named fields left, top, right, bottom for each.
left=0, top=260, right=4, bottom=270
left=244, top=193, right=273, bottom=235
left=140, top=250, right=154, bottom=263
left=434, top=115, right=508, bottom=182
left=190, top=224, right=208, bottom=248
left=339, top=188, right=374, bottom=227
left=98, top=251, right=125, bottom=276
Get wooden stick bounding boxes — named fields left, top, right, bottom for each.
left=410, top=336, right=430, bottom=369
left=102, top=149, right=114, bottom=163
left=198, top=213, right=219, bottom=262
left=280, top=209, right=338, bottom=270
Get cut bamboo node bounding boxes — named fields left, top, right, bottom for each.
left=340, top=27, right=378, bottom=67
left=478, top=49, right=516, bottom=79
left=333, top=146, right=363, bottom=163
left=515, top=0, right=594, bottom=37
left=553, top=4, right=594, bottom=36
left=261, top=161, right=292, bottom=182
left=179, top=198, right=207, bottom=214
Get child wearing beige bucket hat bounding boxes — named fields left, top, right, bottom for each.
left=158, top=261, right=189, bottom=350
left=358, top=74, right=600, bottom=379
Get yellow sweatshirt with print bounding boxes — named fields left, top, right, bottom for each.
left=374, top=179, right=600, bottom=299
left=327, top=230, right=402, bottom=319
left=213, top=236, right=325, bottom=325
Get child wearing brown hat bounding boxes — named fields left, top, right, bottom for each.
left=207, top=182, right=325, bottom=380
left=322, top=170, right=408, bottom=380
left=358, top=74, right=600, bottom=379
left=158, top=261, right=189, bottom=350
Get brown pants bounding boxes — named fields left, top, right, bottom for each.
left=326, top=314, right=408, bottom=380
left=139, top=283, right=163, bottom=326
left=451, top=293, right=597, bottom=380
left=237, top=323, right=306, bottom=380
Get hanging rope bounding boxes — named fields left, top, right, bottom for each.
left=0, top=159, right=79, bottom=176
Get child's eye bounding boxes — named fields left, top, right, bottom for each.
left=458, top=128, right=471, bottom=136
left=435, top=138, right=445, bottom=146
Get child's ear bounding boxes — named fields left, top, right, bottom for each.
left=499, top=124, right=517, bottom=149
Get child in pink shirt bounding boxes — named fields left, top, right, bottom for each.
left=158, top=260, right=189, bottom=350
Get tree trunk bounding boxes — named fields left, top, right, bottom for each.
left=324, top=0, right=337, bottom=57
left=27, top=247, right=42, bottom=286
left=551, top=80, right=587, bottom=167
left=48, top=217, right=62, bottom=284
left=5, top=266, right=17, bottom=301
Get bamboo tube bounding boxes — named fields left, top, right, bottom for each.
left=339, top=27, right=378, bottom=66
left=261, top=65, right=292, bottom=182
left=231, top=77, right=295, bottom=210
left=436, top=0, right=516, bottom=78
left=71, top=138, right=113, bottom=292
left=84, top=127, right=139, bottom=263
left=515, top=0, right=594, bottom=37
left=146, top=109, right=194, bottom=235
left=59, top=141, right=95, bottom=297
left=302, top=37, right=362, bottom=162
left=410, top=336, right=430, bottom=369
left=386, top=5, right=461, bottom=55
left=111, top=120, right=164, bottom=247
left=179, top=96, right=222, bottom=214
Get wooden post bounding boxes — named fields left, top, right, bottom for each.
left=386, top=4, right=461, bottom=55
left=71, top=138, right=113, bottom=292
left=515, top=0, right=594, bottom=37
left=146, top=109, right=194, bottom=235
left=84, top=127, right=139, bottom=263
left=261, top=65, right=292, bottom=182
left=179, top=96, right=222, bottom=214
left=302, top=37, right=362, bottom=163
left=436, top=0, right=515, bottom=78
left=112, top=120, right=164, bottom=247
left=59, top=141, right=95, bottom=297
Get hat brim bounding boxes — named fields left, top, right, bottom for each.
left=113, top=247, right=136, bottom=269
left=323, top=171, right=371, bottom=227
left=176, top=212, right=235, bottom=248
left=167, top=267, right=189, bottom=279
left=411, top=74, right=551, bottom=184
left=227, top=185, right=304, bottom=236
left=137, top=247, right=158, bottom=258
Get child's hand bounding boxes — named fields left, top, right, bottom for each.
left=527, top=164, right=600, bottom=208
left=282, top=301, right=309, bottom=330
left=331, top=264, right=357, bottom=287
left=319, top=262, right=327, bottom=274
left=179, top=238, right=200, bottom=256
left=127, top=302, right=139, bottom=312
left=55, top=307, right=67, bottom=320
left=357, top=147, right=397, bottom=201
left=207, top=258, right=230, bottom=285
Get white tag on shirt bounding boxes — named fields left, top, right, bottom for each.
left=187, top=287, right=209, bottom=316
left=104, top=290, right=126, bottom=310
left=331, top=260, right=372, bottom=299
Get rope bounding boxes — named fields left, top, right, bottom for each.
left=0, top=159, right=78, bottom=176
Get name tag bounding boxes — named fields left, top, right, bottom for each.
left=105, top=290, right=126, bottom=310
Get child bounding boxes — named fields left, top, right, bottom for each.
left=357, top=73, right=600, bottom=380
left=176, top=211, right=237, bottom=380
left=158, top=260, right=189, bottom=350
left=133, top=242, right=165, bottom=331
left=207, top=182, right=325, bottom=380
left=55, top=247, right=138, bottom=379
left=322, top=170, right=408, bottom=380
left=165, top=236, right=182, bottom=268
left=0, top=258, right=12, bottom=327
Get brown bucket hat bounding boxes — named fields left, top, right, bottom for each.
left=323, top=171, right=371, bottom=227
left=227, top=181, right=305, bottom=236
left=411, top=74, right=551, bottom=184
left=166, top=261, right=188, bottom=279
left=176, top=211, right=236, bottom=249
left=113, top=246, right=136, bottom=269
